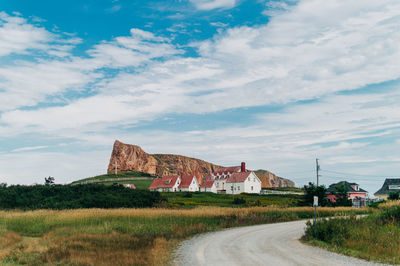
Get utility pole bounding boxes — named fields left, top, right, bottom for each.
left=316, top=158, right=320, bottom=186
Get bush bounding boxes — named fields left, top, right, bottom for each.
left=232, top=197, right=246, bottom=204
left=388, top=192, right=400, bottom=200
left=0, top=184, right=163, bottom=210
left=183, top=192, right=193, bottom=198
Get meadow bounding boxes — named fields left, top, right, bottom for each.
left=0, top=206, right=369, bottom=265
left=163, top=191, right=303, bottom=208
left=302, top=200, right=400, bottom=264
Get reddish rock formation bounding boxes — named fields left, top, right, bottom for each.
left=107, top=140, right=295, bottom=188
left=107, top=140, right=221, bottom=180
left=255, top=170, right=295, bottom=188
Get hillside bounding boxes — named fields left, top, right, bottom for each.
left=107, top=140, right=295, bottom=188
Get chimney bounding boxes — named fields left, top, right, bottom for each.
left=241, top=162, right=246, bottom=172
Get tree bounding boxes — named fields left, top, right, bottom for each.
left=388, top=192, right=400, bottom=200
left=333, top=185, right=352, bottom=206
left=44, top=176, right=55, bottom=186
left=303, top=182, right=328, bottom=206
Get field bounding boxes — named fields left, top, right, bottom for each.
left=0, top=206, right=369, bottom=265
left=302, top=200, right=400, bottom=264
left=163, top=192, right=303, bottom=208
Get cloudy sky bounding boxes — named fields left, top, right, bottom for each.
left=1, top=0, right=400, bottom=194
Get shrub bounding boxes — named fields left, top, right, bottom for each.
left=0, top=184, right=163, bottom=210
left=232, top=197, right=246, bottom=204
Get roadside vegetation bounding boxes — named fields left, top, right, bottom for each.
left=0, top=206, right=369, bottom=265
left=302, top=200, right=400, bottom=264
left=0, top=184, right=162, bottom=209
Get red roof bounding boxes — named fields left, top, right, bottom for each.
left=200, top=179, right=215, bottom=188
left=214, top=166, right=242, bottom=174
left=123, top=184, right=136, bottom=189
left=149, top=175, right=180, bottom=189
left=179, top=175, right=197, bottom=188
left=226, top=172, right=251, bottom=183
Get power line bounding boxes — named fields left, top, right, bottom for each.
left=321, top=169, right=400, bottom=178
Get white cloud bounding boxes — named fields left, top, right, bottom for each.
left=189, top=0, right=237, bottom=10
left=0, top=12, right=52, bottom=56
left=1, top=2, right=400, bottom=192
left=12, top=146, right=48, bottom=152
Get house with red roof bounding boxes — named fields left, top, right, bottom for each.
left=226, top=171, right=262, bottom=194
left=149, top=175, right=181, bottom=192
left=200, top=175, right=217, bottom=193
left=178, top=175, right=200, bottom=192
left=208, top=162, right=262, bottom=194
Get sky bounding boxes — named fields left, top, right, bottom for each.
left=0, top=0, right=400, bottom=195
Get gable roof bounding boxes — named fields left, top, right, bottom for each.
left=149, top=175, right=180, bottom=189
left=179, top=175, right=197, bottom=188
left=375, top=178, right=400, bottom=195
left=226, top=172, right=252, bottom=183
left=200, top=179, right=215, bottom=188
left=213, top=166, right=242, bottom=174
left=327, top=181, right=367, bottom=194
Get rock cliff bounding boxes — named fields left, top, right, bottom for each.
left=255, top=170, right=295, bottom=188
left=107, top=140, right=221, bottom=179
left=107, top=140, right=295, bottom=188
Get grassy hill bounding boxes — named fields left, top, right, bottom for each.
left=70, top=171, right=155, bottom=189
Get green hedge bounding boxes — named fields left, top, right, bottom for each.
left=0, top=184, right=162, bottom=209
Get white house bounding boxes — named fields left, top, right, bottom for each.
left=212, top=163, right=246, bottom=193
left=149, top=175, right=181, bottom=192
left=178, top=175, right=200, bottom=192
left=200, top=178, right=217, bottom=193
left=226, top=171, right=262, bottom=195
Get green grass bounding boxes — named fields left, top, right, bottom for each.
left=100, top=180, right=153, bottom=189
left=163, top=192, right=306, bottom=208
left=0, top=206, right=368, bottom=265
left=302, top=202, right=400, bottom=264
left=263, top=187, right=304, bottom=192
left=71, top=171, right=154, bottom=184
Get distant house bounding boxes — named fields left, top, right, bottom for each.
left=178, top=175, right=200, bottom=192
left=375, top=178, right=400, bottom=200
left=226, top=171, right=262, bottom=194
left=123, top=184, right=136, bottom=189
left=201, top=162, right=262, bottom=194
left=149, top=175, right=181, bottom=192
left=200, top=176, right=217, bottom=193
left=326, top=181, right=368, bottom=207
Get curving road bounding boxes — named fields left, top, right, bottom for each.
left=175, top=220, right=385, bottom=266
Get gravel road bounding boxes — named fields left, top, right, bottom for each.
left=174, top=220, right=386, bottom=266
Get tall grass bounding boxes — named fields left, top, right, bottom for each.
left=0, top=207, right=368, bottom=265
left=302, top=204, right=400, bottom=264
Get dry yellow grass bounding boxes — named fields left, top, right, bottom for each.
left=378, top=200, right=400, bottom=208
left=0, top=206, right=368, bottom=265
left=0, top=206, right=359, bottom=220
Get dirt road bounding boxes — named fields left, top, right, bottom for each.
left=175, top=220, right=384, bottom=266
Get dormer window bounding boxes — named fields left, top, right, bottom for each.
left=165, top=179, right=171, bottom=184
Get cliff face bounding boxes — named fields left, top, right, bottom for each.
left=107, top=140, right=295, bottom=188
left=255, top=170, right=295, bottom=188
left=107, top=140, right=221, bottom=179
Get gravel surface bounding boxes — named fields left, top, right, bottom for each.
left=174, top=220, right=387, bottom=266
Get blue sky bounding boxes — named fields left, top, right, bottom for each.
left=0, top=0, right=400, bottom=195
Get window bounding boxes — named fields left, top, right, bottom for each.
left=251, top=186, right=253, bottom=191
left=389, top=185, right=400, bottom=190
left=237, top=186, right=240, bottom=191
